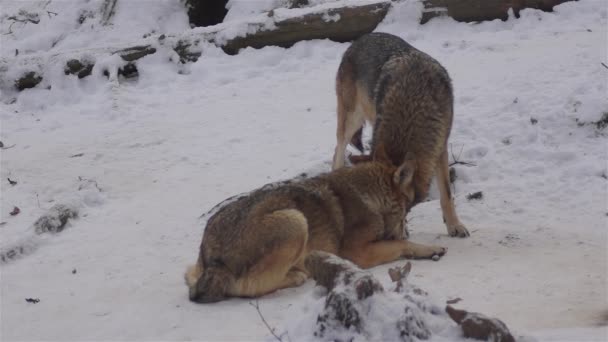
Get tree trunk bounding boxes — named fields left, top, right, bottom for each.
left=421, top=0, right=573, bottom=23
left=221, top=1, right=391, bottom=55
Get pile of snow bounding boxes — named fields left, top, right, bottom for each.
left=1, top=0, right=606, bottom=341
left=224, top=0, right=351, bottom=22
left=0, top=0, right=188, bottom=56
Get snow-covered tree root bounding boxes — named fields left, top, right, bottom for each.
left=303, top=251, right=518, bottom=342
left=0, top=204, right=78, bottom=264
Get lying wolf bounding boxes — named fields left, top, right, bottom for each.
left=186, top=153, right=445, bottom=303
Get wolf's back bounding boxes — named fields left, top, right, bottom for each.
left=340, top=33, right=415, bottom=100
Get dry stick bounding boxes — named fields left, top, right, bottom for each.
left=5, top=13, right=40, bottom=35
left=388, top=261, right=411, bottom=293
left=448, top=143, right=476, bottom=167
left=7, top=16, right=40, bottom=24
left=249, top=300, right=288, bottom=342
left=78, top=176, right=102, bottom=192
left=448, top=143, right=476, bottom=194
left=3, top=22, right=16, bottom=35
left=602, top=62, right=608, bottom=70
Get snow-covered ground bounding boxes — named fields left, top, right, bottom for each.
left=1, top=0, right=607, bottom=340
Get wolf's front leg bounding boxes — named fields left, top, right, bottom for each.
left=340, top=240, right=446, bottom=269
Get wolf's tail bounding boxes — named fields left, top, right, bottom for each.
left=186, top=261, right=235, bottom=303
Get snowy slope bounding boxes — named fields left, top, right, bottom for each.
left=0, top=0, right=189, bottom=56
left=1, top=0, right=607, bottom=341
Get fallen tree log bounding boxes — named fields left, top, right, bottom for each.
left=1, top=1, right=390, bottom=92
left=2, top=0, right=576, bottom=92
left=221, top=1, right=391, bottom=54
left=421, top=0, right=573, bottom=23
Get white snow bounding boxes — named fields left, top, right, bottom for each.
left=0, top=0, right=189, bottom=56
left=1, top=0, right=607, bottom=341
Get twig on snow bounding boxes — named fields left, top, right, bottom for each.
left=446, top=297, right=462, bottom=304
left=7, top=15, right=40, bottom=25
left=3, top=22, right=15, bottom=35
left=448, top=144, right=477, bottom=167
left=249, top=300, right=289, bottom=342
left=4, top=10, right=40, bottom=34
left=78, top=176, right=102, bottom=192
left=388, top=261, right=411, bottom=293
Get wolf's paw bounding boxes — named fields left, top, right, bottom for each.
left=448, top=224, right=470, bottom=238
left=430, top=246, right=447, bottom=260
left=419, top=245, right=447, bottom=261
left=404, top=245, right=447, bottom=260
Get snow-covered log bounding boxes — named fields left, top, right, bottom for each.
left=3, top=1, right=390, bottom=90
left=421, top=0, right=572, bottom=23
left=221, top=1, right=391, bottom=54
left=3, top=0, right=575, bottom=91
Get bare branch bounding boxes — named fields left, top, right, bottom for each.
left=448, top=143, right=477, bottom=167
left=3, top=21, right=16, bottom=35
left=77, top=176, right=102, bottom=192
left=249, top=300, right=285, bottom=342
left=7, top=16, right=40, bottom=25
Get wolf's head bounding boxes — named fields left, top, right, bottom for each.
left=347, top=144, right=418, bottom=211
left=374, top=143, right=417, bottom=212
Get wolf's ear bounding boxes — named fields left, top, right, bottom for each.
left=373, top=143, right=391, bottom=164
left=393, top=153, right=416, bottom=187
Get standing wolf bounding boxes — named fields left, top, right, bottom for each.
left=332, top=32, right=469, bottom=238
left=186, top=156, right=446, bottom=303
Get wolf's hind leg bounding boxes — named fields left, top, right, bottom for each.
left=436, top=146, right=469, bottom=237
left=231, top=209, right=309, bottom=298
left=333, top=63, right=366, bottom=170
